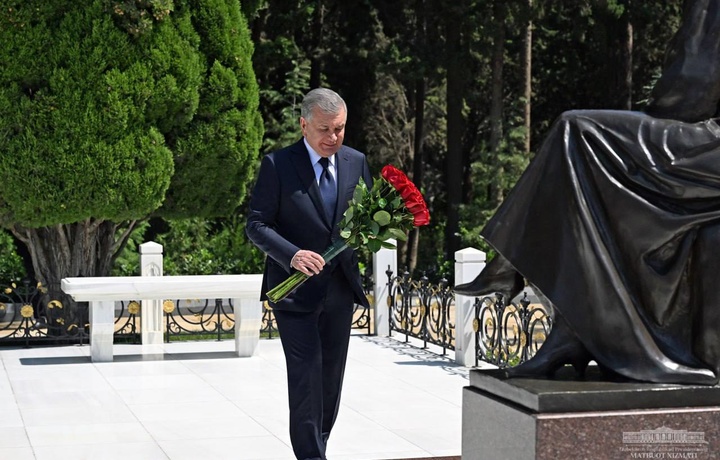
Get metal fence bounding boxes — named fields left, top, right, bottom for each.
left=0, top=279, right=88, bottom=346
left=472, top=292, right=552, bottom=368
left=386, top=269, right=456, bottom=355
left=111, top=298, right=374, bottom=343
left=0, top=272, right=375, bottom=347
left=0, top=273, right=552, bottom=370
left=385, top=269, right=553, bottom=367
left=260, top=269, right=375, bottom=338
left=260, top=302, right=372, bottom=339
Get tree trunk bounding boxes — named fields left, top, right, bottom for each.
left=407, top=78, right=426, bottom=273
left=309, top=0, right=325, bottom=89
left=10, top=220, right=137, bottom=333
left=445, top=5, right=465, bottom=260
left=407, top=0, right=427, bottom=273
left=489, top=1, right=506, bottom=206
left=598, top=3, right=633, bottom=110
left=523, top=0, right=533, bottom=155
left=620, top=20, right=633, bottom=110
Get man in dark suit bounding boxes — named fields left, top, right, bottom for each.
left=246, top=88, right=372, bottom=460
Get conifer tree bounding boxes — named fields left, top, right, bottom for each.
left=0, top=0, right=262, bottom=322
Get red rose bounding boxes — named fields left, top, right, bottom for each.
left=399, top=186, right=430, bottom=226
left=403, top=189, right=424, bottom=211
left=381, top=164, right=430, bottom=227
left=400, top=186, right=419, bottom=203
left=382, top=165, right=411, bottom=194
left=413, top=208, right=430, bottom=226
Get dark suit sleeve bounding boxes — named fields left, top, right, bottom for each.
left=246, top=154, right=300, bottom=273
left=363, top=157, right=373, bottom=190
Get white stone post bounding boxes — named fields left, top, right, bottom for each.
left=139, top=241, right=164, bottom=346
left=90, top=300, right=116, bottom=362
left=372, top=239, right=397, bottom=336
left=454, top=247, right=486, bottom=366
left=234, top=298, right=262, bottom=357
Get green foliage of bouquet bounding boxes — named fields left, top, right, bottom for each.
left=267, top=165, right=430, bottom=303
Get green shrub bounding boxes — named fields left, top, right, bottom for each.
left=0, top=230, right=26, bottom=284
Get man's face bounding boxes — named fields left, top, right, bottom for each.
left=300, top=106, right=346, bottom=157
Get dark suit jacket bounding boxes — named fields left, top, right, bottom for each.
left=246, top=139, right=373, bottom=312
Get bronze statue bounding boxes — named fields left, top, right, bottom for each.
left=455, top=0, right=720, bottom=385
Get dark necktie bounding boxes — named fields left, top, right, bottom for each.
left=318, top=157, right=337, bottom=222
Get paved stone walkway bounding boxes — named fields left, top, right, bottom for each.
left=0, top=335, right=473, bottom=459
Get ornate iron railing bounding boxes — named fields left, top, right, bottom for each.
left=0, top=271, right=552, bottom=368
left=384, top=270, right=552, bottom=366
left=159, top=284, right=374, bottom=342
left=0, top=290, right=374, bottom=347
left=0, top=279, right=88, bottom=346
left=473, top=292, right=552, bottom=368
left=85, top=273, right=373, bottom=342
left=260, top=301, right=372, bottom=339
left=162, top=298, right=235, bottom=341
left=260, top=266, right=375, bottom=337
left=261, top=302, right=280, bottom=338
left=386, top=269, right=455, bottom=354
left=114, top=300, right=141, bottom=343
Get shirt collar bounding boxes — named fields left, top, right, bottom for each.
left=303, top=138, right=335, bottom=167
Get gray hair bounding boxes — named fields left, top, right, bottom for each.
left=301, top=88, right=347, bottom=121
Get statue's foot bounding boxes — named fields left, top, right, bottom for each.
left=505, top=314, right=592, bottom=379
left=505, top=339, right=592, bottom=379
left=454, top=254, right=524, bottom=301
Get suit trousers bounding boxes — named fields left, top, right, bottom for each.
left=273, top=270, right=355, bottom=460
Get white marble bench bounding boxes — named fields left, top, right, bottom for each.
left=61, top=274, right=263, bottom=362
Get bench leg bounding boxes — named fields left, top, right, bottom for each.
left=90, top=300, right=115, bottom=362
left=234, top=298, right=262, bottom=357
left=141, top=299, right=163, bottom=345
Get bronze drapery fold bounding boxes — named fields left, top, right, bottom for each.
left=483, top=111, right=720, bottom=384
left=466, top=0, right=720, bottom=385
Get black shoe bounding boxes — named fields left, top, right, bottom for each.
left=505, top=314, right=592, bottom=378
left=454, top=254, right=524, bottom=301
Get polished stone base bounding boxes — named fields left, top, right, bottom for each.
left=462, top=366, right=720, bottom=460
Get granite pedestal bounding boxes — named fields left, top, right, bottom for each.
left=463, top=366, right=720, bottom=460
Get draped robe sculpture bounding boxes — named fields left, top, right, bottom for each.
left=455, top=0, right=720, bottom=385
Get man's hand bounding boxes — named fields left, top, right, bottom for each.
left=291, top=250, right=326, bottom=276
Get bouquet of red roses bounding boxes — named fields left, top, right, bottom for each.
left=266, top=165, right=430, bottom=303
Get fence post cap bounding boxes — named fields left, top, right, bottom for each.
left=454, top=247, right=486, bottom=263
left=139, top=241, right=164, bottom=254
